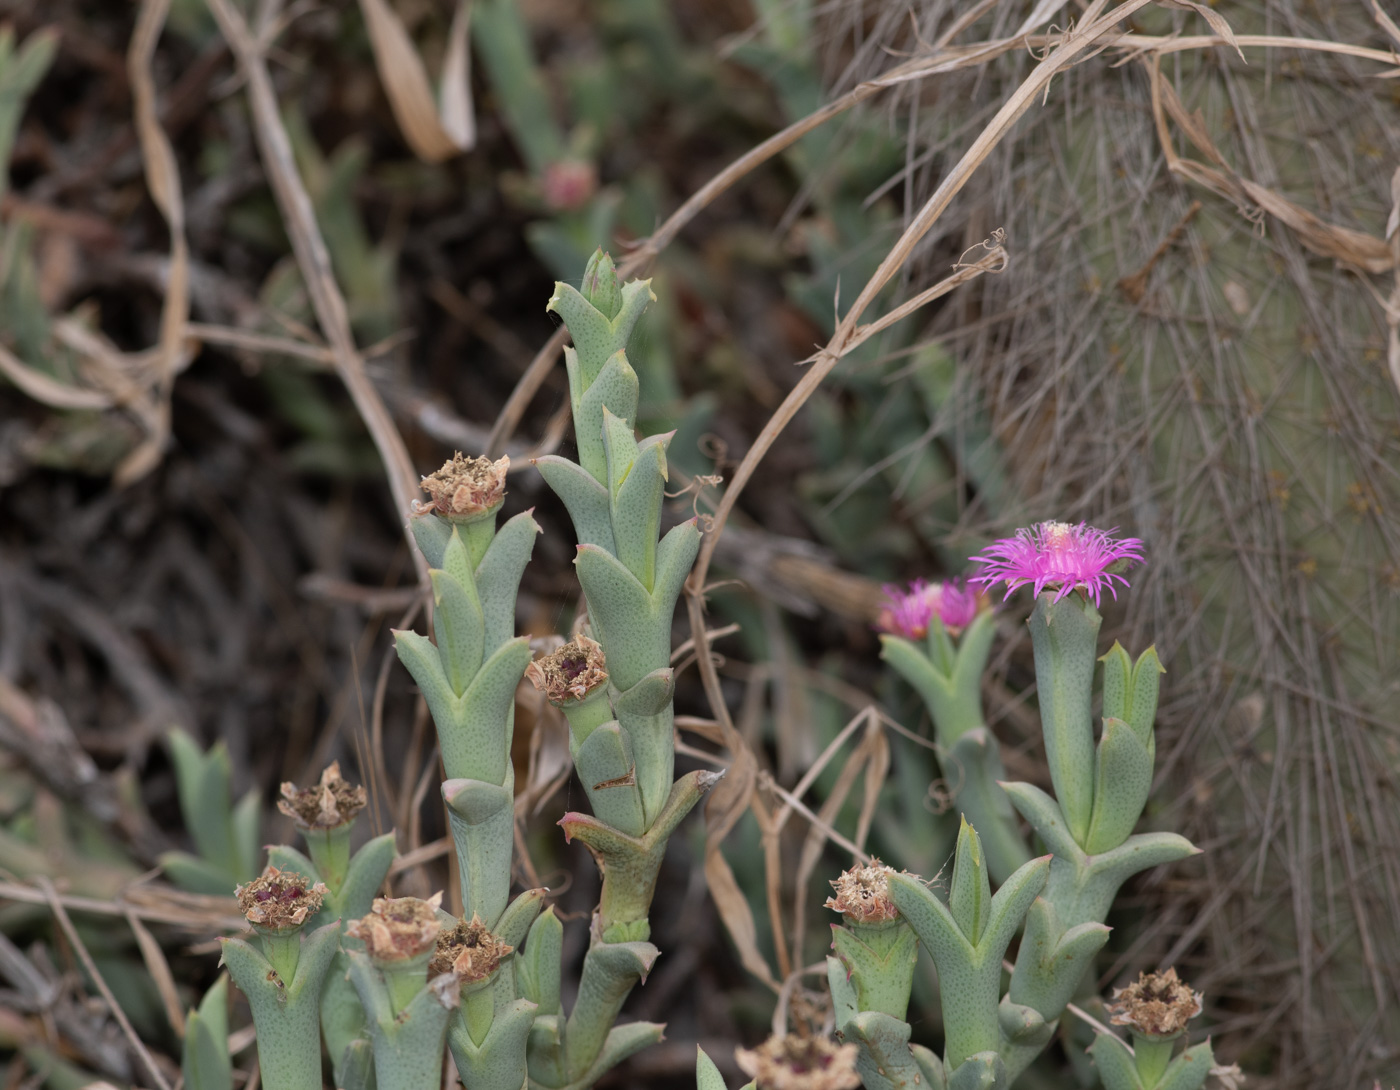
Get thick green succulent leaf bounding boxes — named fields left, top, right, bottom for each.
left=949, top=817, right=991, bottom=945
left=999, top=780, right=1080, bottom=860
left=535, top=456, right=615, bottom=552
left=1083, top=717, right=1155, bottom=855
left=517, top=907, right=563, bottom=1015
left=1086, top=1033, right=1144, bottom=1090
left=996, top=997, right=1049, bottom=1044
left=336, top=1038, right=374, bottom=1090
left=393, top=629, right=458, bottom=741
left=496, top=887, right=549, bottom=949
left=582, top=249, right=622, bottom=319
left=562, top=1022, right=666, bottom=1090
left=609, top=431, right=671, bottom=591
left=563, top=941, right=660, bottom=1081
left=359, top=971, right=454, bottom=1090
left=548, top=278, right=654, bottom=384
left=696, top=1046, right=728, bottom=1090
left=1157, top=1040, right=1216, bottom=1090
left=611, top=669, right=673, bottom=716
left=1009, top=898, right=1110, bottom=1019
left=575, top=351, right=641, bottom=483
left=474, top=510, right=540, bottom=654
left=443, top=777, right=515, bottom=926
left=231, top=789, right=263, bottom=882
left=841, top=1011, right=929, bottom=1090
left=1051, top=832, right=1200, bottom=925
left=448, top=997, right=537, bottom=1090
left=946, top=1052, right=1006, bottom=1090
left=885, top=872, right=972, bottom=966
left=652, top=518, right=702, bottom=620
left=1028, top=592, right=1102, bottom=846
left=182, top=978, right=232, bottom=1090
left=1099, top=642, right=1164, bottom=746
left=338, top=832, right=398, bottom=920
left=574, top=544, right=661, bottom=690
left=410, top=513, right=454, bottom=569
left=947, top=729, right=1031, bottom=885
left=431, top=567, right=486, bottom=694
left=601, top=406, right=641, bottom=496
left=447, top=637, right=532, bottom=783
left=830, top=921, right=919, bottom=1021
left=160, top=851, right=239, bottom=896
left=168, top=730, right=237, bottom=877
left=574, top=722, right=647, bottom=837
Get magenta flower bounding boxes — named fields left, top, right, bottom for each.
left=968, top=521, right=1144, bottom=607
left=877, top=578, right=985, bottom=639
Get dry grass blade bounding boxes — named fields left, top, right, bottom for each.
left=684, top=593, right=779, bottom=991
left=0, top=342, right=112, bottom=409
left=123, top=0, right=192, bottom=486
left=204, top=0, right=427, bottom=585
left=124, top=906, right=186, bottom=1038
left=37, top=877, right=174, bottom=1090
left=356, top=0, right=474, bottom=162
left=1146, top=56, right=1395, bottom=275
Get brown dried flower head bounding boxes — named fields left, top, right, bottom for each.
left=734, top=1034, right=861, bottom=1090
left=415, top=452, right=508, bottom=521
left=346, top=894, right=443, bottom=962
left=429, top=914, right=514, bottom=983
left=1107, top=967, right=1203, bottom=1039
left=277, top=761, right=367, bottom=831
left=525, top=634, right=608, bottom=704
left=825, top=860, right=900, bottom=924
left=236, top=867, right=327, bottom=931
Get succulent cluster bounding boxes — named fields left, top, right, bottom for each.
left=699, top=521, right=1216, bottom=1090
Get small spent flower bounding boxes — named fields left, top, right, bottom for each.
left=346, top=894, right=443, bottom=962
left=1107, top=967, right=1203, bottom=1040
left=825, top=860, right=900, bottom=925
left=429, top=914, right=514, bottom=983
left=968, top=521, right=1144, bottom=607
left=236, top=867, right=327, bottom=931
left=415, top=452, right=508, bottom=521
left=277, top=761, right=367, bottom=831
left=734, top=1034, right=861, bottom=1090
left=525, top=634, right=608, bottom=704
left=876, top=578, right=986, bottom=640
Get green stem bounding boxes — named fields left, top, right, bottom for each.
left=1133, top=1034, right=1176, bottom=1088
left=380, top=956, right=430, bottom=1016
left=304, top=825, right=352, bottom=891
left=464, top=983, right=494, bottom=1047
left=462, top=516, right=497, bottom=569
left=257, top=930, right=302, bottom=984
left=561, top=686, right=614, bottom=747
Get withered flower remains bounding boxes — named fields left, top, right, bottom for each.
left=415, top=452, right=509, bottom=521
left=430, top=914, right=514, bottom=983
left=1107, top=967, right=1203, bottom=1039
left=734, top=1034, right=861, bottom=1090
left=236, top=867, right=327, bottom=931
left=825, top=860, right=900, bottom=925
left=346, top=894, right=443, bottom=962
left=525, top=634, right=608, bottom=704
left=277, top=761, right=367, bottom=830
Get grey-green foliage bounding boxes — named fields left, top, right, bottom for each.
left=220, top=923, right=340, bottom=1090
left=836, top=582, right=1201, bottom=1086
left=0, top=27, right=56, bottom=205
left=160, top=729, right=262, bottom=895
left=879, top=610, right=1030, bottom=884
left=526, top=254, right=716, bottom=1088
left=182, top=976, right=232, bottom=1090
left=536, top=250, right=701, bottom=835
left=345, top=951, right=455, bottom=1090
left=266, top=829, right=397, bottom=1088
left=394, top=503, right=538, bottom=927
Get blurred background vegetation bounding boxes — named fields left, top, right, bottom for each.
left=0, top=0, right=1397, bottom=1088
